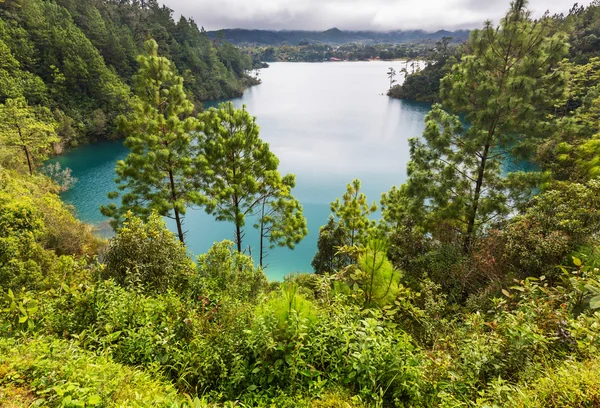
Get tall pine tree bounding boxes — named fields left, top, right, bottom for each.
left=254, top=173, right=307, bottom=268
left=197, top=102, right=303, bottom=254
left=101, top=39, right=201, bottom=243
left=407, top=0, right=568, bottom=253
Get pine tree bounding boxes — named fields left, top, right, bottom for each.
left=407, top=0, right=568, bottom=253
left=311, top=216, right=352, bottom=275
left=312, top=180, right=376, bottom=274
left=197, top=102, right=301, bottom=254
left=255, top=173, right=307, bottom=268
left=101, top=39, right=201, bottom=243
left=330, top=179, right=377, bottom=247
left=0, top=97, right=58, bottom=175
left=387, top=67, right=396, bottom=89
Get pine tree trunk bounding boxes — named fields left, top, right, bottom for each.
left=235, top=222, right=242, bottom=253
left=17, top=126, right=33, bottom=175
left=23, top=145, right=33, bottom=176
left=259, top=199, right=266, bottom=267
left=174, top=207, right=185, bottom=244
left=233, top=194, right=243, bottom=253
left=167, top=169, right=185, bottom=244
left=464, top=143, right=490, bottom=253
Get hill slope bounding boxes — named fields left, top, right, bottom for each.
left=207, top=28, right=470, bottom=45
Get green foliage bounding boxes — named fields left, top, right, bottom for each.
left=408, top=1, right=568, bottom=253
left=258, top=282, right=318, bottom=333
left=330, top=179, right=377, bottom=247
left=312, top=216, right=352, bottom=275
left=0, top=97, right=59, bottom=175
left=0, top=0, right=131, bottom=143
left=499, top=358, right=600, bottom=408
left=312, top=179, right=377, bottom=275
left=501, top=180, right=600, bottom=280
left=1, top=289, right=38, bottom=334
left=378, top=184, right=427, bottom=271
left=0, top=0, right=259, bottom=147
left=537, top=58, right=600, bottom=182
left=195, top=240, right=267, bottom=303
left=0, top=36, right=47, bottom=105
left=255, top=174, right=308, bottom=268
left=567, top=1, right=600, bottom=64
left=2, top=2, right=600, bottom=407
left=101, top=39, right=202, bottom=242
left=0, top=336, right=183, bottom=407
left=197, top=102, right=301, bottom=253
left=0, top=168, right=97, bottom=292
left=300, top=306, right=426, bottom=406
left=100, top=211, right=195, bottom=294
left=336, top=240, right=402, bottom=309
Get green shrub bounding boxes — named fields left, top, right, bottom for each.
left=0, top=336, right=183, bottom=407
left=258, top=282, right=319, bottom=333
left=478, top=359, right=600, bottom=408
left=334, top=240, right=402, bottom=309
left=100, top=212, right=195, bottom=294
left=0, top=168, right=100, bottom=293
left=502, top=180, right=600, bottom=280
left=193, top=240, right=267, bottom=303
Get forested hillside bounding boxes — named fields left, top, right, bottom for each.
left=390, top=1, right=600, bottom=102
left=207, top=27, right=470, bottom=46
left=0, top=0, right=257, bottom=146
left=2, top=0, right=600, bottom=407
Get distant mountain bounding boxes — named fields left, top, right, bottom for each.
left=207, top=28, right=470, bottom=46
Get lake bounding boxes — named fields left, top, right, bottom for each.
left=49, top=61, right=432, bottom=280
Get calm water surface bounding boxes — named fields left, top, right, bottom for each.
left=50, top=62, right=432, bottom=280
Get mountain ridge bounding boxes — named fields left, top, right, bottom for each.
left=207, top=28, right=470, bottom=45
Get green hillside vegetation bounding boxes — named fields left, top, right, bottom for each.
left=247, top=42, right=434, bottom=63
left=390, top=1, right=600, bottom=103
left=207, top=27, right=470, bottom=46
left=0, top=0, right=258, bottom=148
left=387, top=37, right=459, bottom=102
left=2, top=0, right=600, bottom=407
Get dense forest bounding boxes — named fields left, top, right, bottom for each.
left=2, top=0, right=600, bottom=407
left=246, top=42, right=440, bottom=63
left=0, top=0, right=258, bottom=147
left=206, top=27, right=470, bottom=46
left=389, top=1, right=600, bottom=102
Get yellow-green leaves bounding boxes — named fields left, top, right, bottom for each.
left=330, top=179, right=377, bottom=247
left=0, top=97, right=58, bottom=175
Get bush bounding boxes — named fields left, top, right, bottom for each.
left=481, top=359, right=600, bottom=407
left=0, top=336, right=183, bottom=407
left=502, top=180, right=600, bottom=280
left=100, top=212, right=195, bottom=294
left=257, top=282, right=319, bottom=334
left=193, top=240, right=267, bottom=303
left=0, top=168, right=100, bottom=293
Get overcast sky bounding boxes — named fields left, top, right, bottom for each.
left=160, top=0, right=584, bottom=32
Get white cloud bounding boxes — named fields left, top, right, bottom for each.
left=161, top=0, right=583, bottom=31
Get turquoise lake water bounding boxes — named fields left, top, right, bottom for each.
left=50, top=61, right=433, bottom=280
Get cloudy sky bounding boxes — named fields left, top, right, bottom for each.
left=160, top=0, right=583, bottom=32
